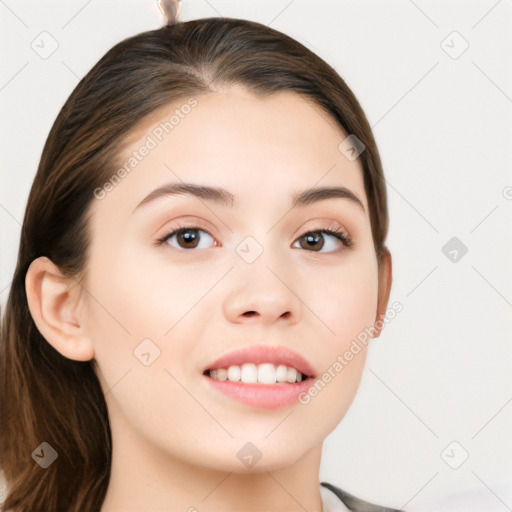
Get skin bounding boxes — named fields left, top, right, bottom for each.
left=25, top=85, right=392, bottom=512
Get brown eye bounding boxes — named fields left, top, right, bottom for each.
left=299, top=231, right=324, bottom=251
left=159, top=227, right=216, bottom=250
left=293, top=228, right=352, bottom=253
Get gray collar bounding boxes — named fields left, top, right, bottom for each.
left=321, top=482, right=406, bottom=512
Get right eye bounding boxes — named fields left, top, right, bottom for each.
left=156, top=226, right=217, bottom=250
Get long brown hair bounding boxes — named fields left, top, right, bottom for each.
left=0, top=17, right=389, bottom=511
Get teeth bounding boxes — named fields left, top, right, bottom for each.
left=209, top=363, right=306, bottom=384
left=241, top=363, right=258, bottom=383
left=216, top=368, right=228, bottom=381
left=227, top=365, right=241, bottom=382
left=285, top=367, right=297, bottom=383
left=258, top=363, right=276, bottom=384
left=275, top=364, right=287, bottom=382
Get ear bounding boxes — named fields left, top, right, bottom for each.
left=372, top=247, right=393, bottom=338
left=25, top=256, right=94, bottom=361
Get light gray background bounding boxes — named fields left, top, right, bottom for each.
left=1, top=1, right=511, bottom=510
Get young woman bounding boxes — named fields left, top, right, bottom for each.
left=0, top=11, right=403, bottom=512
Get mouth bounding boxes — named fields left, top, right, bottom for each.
left=203, top=344, right=316, bottom=382
left=202, top=345, right=316, bottom=409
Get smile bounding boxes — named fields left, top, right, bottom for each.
left=206, top=363, right=306, bottom=384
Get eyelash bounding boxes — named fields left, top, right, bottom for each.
left=155, top=223, right=354, bottom=251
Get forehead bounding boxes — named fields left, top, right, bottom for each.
left=98, top=86, right=368, bottom=217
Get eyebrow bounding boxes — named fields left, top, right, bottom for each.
left=132, top=182, right=365, bottom=214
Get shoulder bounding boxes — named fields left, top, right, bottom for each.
left=321, top=482, right=406, bottom=512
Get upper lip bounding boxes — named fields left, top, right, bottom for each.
left=203, top=344, right=317, bottom=378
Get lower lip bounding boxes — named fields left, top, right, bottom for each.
left=203, top=374, right=315, bottom=409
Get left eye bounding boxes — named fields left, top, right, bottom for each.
left=157, top=226, right=352, bottom=252
left=292, top=229, right=352, bottom=253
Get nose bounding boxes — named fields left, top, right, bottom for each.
left=223, top=261, right=303, bottom=327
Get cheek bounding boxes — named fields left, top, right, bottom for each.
left=83, top=242, right=209, bottom=399
left=84, top=235, right=190, bottom=337
left=295, top=257, right=378, bottom=432
left=307, top=252, right=379, bottom=352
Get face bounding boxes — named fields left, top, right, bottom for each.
left=83, top=85, right=383, bottom=472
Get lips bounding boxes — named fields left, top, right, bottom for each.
left=203, top=344, right=317, bottom=378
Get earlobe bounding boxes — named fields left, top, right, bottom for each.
left=25, top=256, right=94, bottom=361
left=372, top=247, right=393, bottom=338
